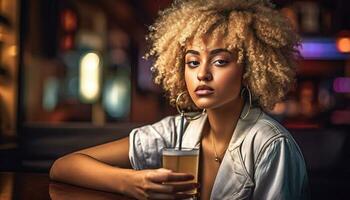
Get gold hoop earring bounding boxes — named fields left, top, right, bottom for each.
left=176, top=91, right=205, bottom=121
left=240, top=86, right=252, bottom=120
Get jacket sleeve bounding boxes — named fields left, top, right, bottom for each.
left=128, top=116, right=178, bottom=170
left=252, top=136, right=309, bottom=200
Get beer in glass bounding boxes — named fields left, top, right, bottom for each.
left=162, top=147, right=199, bottom=196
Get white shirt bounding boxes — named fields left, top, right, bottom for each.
left=129, top=103, right=309, bottom=199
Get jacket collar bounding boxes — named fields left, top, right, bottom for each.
left=181, top=102, right=261, bottom=198
left=181, top=102, right=262, bottom=150
left=228, top=102, right=262, bottom=151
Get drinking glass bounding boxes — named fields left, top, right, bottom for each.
left=162, top=147, right=199, bottom=197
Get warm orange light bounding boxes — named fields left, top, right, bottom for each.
left=337, top=37, right=350, bottom=53
left=61, top=9, right=77, bottom=32
left=7, top=45, right=17, bottom=56
left=270, top=102, right=286, bottom=115
left=61, top=35, right=74, bottom=50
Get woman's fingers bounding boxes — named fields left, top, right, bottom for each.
left=134, top=168, right=199, bottom=199
left=170, top=182, right=199, bottom=193
left=145, top=181, right=198, bottom=193
left=165, top=172, right=194, bottom=182
left=148, top=169, right=194, bottom=183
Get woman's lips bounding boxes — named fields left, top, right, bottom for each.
left=195, top=89, right=214, bottom=95
left=195, top=85, right=214, bottom=96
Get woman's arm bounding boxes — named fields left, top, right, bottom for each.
left=49, top=137, right=197, bottom=199
left=49, top=137, right=132, bottom=193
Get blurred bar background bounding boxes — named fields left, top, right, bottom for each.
left=0, top=0, right=349, bottom=199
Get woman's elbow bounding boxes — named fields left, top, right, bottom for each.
left=50, top=153, right=86, bottom=180
left=49, top=154, right=75, bottom=180
left=50, top=156, right=64, bottom=180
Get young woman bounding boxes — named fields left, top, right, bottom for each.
left=50, top=0, right=309, bottom=199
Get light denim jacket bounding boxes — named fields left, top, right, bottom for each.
left=129, top=103, right=309, bottom=200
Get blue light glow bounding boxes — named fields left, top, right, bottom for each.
left=43, top=77, right=59, bottom=111
left=102, top=75, right=131, bottom=118
left=300, top=38, right=350, bottom=60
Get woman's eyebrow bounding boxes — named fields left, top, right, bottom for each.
left=185, top=50, right=200, bottom=55
left=185, top=48, right=232, bottom=56
left=209, top=48, right=233, bottom=56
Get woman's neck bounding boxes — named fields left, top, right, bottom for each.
left=205, top=97, right=244, bottom=144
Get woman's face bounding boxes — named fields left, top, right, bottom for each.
left=184, top=35, right=244, bottom=110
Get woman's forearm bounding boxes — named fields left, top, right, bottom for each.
left=49, top=153, right=134, bottom=194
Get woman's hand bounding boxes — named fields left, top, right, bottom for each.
left=122, top=168, right=199, bottom=200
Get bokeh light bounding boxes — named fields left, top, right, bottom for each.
left=43, top=77, right=59, bottom=111
left=79, top=52, right=101, bottom=103
left=333, top=77, right=350, bottom=93
left=336, top=37, right=350, bottom=53
left=102, top=76, right=130, bottom=118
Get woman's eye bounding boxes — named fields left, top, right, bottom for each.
left=213, top=60, right=228, bottom=66
left=186, top=61, right=200, bottom=68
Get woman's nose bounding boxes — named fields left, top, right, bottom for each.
left=197, top=64, right=213, bottom=81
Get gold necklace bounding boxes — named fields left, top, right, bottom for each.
left=210, top=133, right=227, bottom=163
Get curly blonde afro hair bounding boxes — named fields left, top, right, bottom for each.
left=145, top=0, right=300, bottom=110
